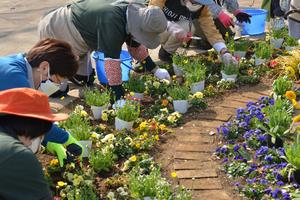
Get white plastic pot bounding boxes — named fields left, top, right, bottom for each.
left=91, top=105, right=108, bottom=120
left=255, top=58, right=267, bottom=66
left=285, top=46, right=296, bottom=51
left=133, top=92, right=144, bottom=100
left=234, top=51, right=246, bottom=58
left=270, top=38, right=284, bottom=49
left=173, top=64, right=184, bottom=76
left=191, top=81, right=205, bottom=94
left=173, top=100, right=189, bottom=114
left=115, top=117, right=134, bottom=131
left=79, top=140, right=92, bottom=158
left=221, top=71, right=237, bottom=82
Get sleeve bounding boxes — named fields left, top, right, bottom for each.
left=2, top=150, right=52, bottom=200
left=3, top=70, right=31, bottom=89
left=43, top=123, right=69, bottom=145
left=224, top=0, right=239, bottom=13
left=148, top=0, right=166, bottom=9
left=207, top=3, right=223, bottom=18
left=197, top=6, right=225, bottom=46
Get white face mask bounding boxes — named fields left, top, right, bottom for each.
left=28, top=136, right=44, bottom=154
left=38, top=67, right=60, bottom=96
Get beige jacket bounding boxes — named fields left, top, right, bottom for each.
left=149, top=0, right=224, bottom=46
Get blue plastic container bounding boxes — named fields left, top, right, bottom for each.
left=241, top=9, right=268, bottom=35
left=92, top=50, right=132, bottom=84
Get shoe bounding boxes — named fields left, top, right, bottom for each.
left=158, top=47, right=173, bottom=63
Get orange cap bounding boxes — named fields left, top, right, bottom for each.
left=0, top=88, right=68, bottom=122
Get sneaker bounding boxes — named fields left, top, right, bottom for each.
left=158, top=47, right=173, bottom=63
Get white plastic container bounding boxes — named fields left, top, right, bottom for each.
left=191, top=81, right=205, bottom=94
left=173, top=64, right=184, bottom=76
left=79, top=140, right=92, bottom=158
left=133, top=92, right=144, bottom=100
left=91, top=105, right=108, bottom=120
left=234, top=51, right=247, bottom=58
left=270, top=38, right=284, bottom=49
left=173, top=100, right=189, bottom=114
left=221, top=71, right=237, bottom=82
left=115, top=117, right=134, bottom=131
left=255, top=58, right=267, bottom=66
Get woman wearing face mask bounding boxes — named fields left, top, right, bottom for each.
left=0, top=88, right=69, bottom=200
left=0, top=38, right=83, bottom=167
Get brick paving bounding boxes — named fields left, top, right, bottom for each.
left=167, top=84, right=270, bottom=200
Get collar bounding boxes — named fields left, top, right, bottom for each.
left=24, top=56, right=35, bottom=89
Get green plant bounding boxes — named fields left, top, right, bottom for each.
left=116, top=101, right=140, bottom=122
left=84, top=88, right=110, bottom=107
left=184, top=59, right=206, bottom=84
left=128, top=167, right=172, bottom=199
left=59, top=105, right=92, bottom=141
left=285, top=134, right=300, bottom=170
left=167, top=85, right=190, bottom=100
left=272, top=76, right=293, bottom=96
left=272, top=27, right=288, bottom=39
left=89, top=148, right=116, bottom=173
left=222, top=62, right=239, bottom=75
left=285, top=35, right=299, bottom=47
left=234, top=39, right=250, bottom=52
left=125, top=76, right=146, bottom=93
left=255, top=42, right=273, bottom=59
left=172, top=54, right=188, bottom=67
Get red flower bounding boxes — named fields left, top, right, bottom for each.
left=269, top=60, right=278, bottom=68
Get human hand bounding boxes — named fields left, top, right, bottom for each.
left=154, top=68, right=171, bottom=81
left=218, top=11, right=234, bottom=28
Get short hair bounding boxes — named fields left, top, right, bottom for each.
left=0, top=115, right=52, bottom=139
left=26, top=38, right=79, bottom=79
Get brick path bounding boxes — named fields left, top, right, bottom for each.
left=166, top=84, right=271, bottom=200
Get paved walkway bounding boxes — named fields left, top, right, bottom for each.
left=158, top=83, right=271, bottom=200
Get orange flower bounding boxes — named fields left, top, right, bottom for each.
left=285, top=91, right=296, bottom=101
left=247, top=69, right=253, bottom=76
left=162, top=99, right=169, bottom=107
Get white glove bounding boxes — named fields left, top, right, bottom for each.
left=167, top=21, right=191, bottom=43
left=221, top=52, right=238, bottom=66
left=154, top=68, right=171, bottom=81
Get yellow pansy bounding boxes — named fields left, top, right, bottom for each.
left=129, top=155, right=137, bottom=162
left=154, top=135, right=160, bottom=141
left=50, top=159, right=59, bottom=167
left=135, top=143, right=141, bottom=149
left=167, top=115, right=176, bottom=123
left=285, top=91, right=297, bottom=101
left=153, top=81, right=160, bottom=89
left=139, top=121, right=148, bottom=130
left=130, top=92, right=135, bottom=96
left=293, top=115, right=300, bottom=123
left=57, top=181, right=66, bottom=187
left=285, top=66, right=296, bottom=79
left=80, top=110, right=88, bottom=117
left=159, top=124, right=167, bottom=131
left=193, top=92, right=204, bottom=99
left=292, top=99, right=300, bottom=109
left=101, top=112, right=108, bottom=121
left=171, top=172, right=177, bottom=178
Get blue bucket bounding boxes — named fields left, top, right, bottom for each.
left=92, top=50, right=132, bottom=84
left=241, top=9, right=268, bottom=36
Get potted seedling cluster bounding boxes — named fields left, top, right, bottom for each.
left=285, top=35, right=299, bottom=51
left=221, top=61, right=239, bottom=82
left=125, top=76, right=146, bottom=100
left=270, top=28, right=287, bottom=49
left=168, top=85, right=190, bottom=114
left=233, top=39, right=250, bottom=58
left=184, top=59, right=206, bottom=94
left=84, top=88, right=110, bottom=120
left=172, top=54, right=188, bottom=76
left=115, top=100, right=140, bottom=130
left=255, top=42, right=273, bottom=66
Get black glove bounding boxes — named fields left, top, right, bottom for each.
left=111, top=85, right=125, bottom=101
left=235, top=12, right=252, bottom=24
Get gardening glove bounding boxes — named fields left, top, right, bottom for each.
left=46, top=142, right=67, bottom=167
left=221, top=52, right=238, bottom=66
left=153, top=67, right=171, bottom=81
left=64, top=133, right=83, bottom=157
left=218, top=11, right=234, bottom=28
left=167, top=21, right=192, bottom=43
left=234, top=10, right=252, bottom=24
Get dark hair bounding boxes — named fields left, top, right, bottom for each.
left=26, top=38, right=79, bottom=79
left=0, top=115, right=52, bottom=139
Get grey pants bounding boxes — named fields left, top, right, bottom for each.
left=288, top=18, right=300, bottom=39
left=38, top=6, right=92, bottom=76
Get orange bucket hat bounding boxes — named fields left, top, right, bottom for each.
left=0, top=88, right=68, bottom=122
